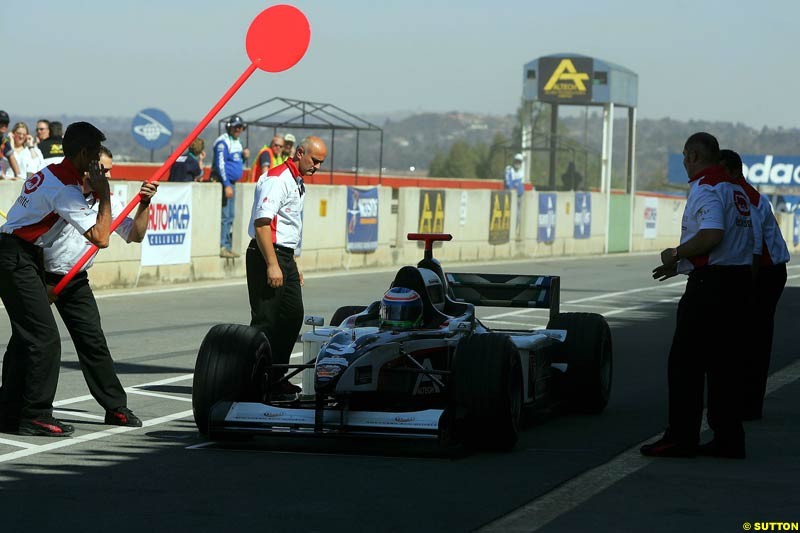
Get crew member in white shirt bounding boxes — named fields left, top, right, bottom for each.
left=720, top=149, right=790, bottom=421
left=0, top=122, right=112, bottom=437
left=45, top=146, right=157, bottom=427
left=643, top=132, right=756, bottom=459
left=247, top=136, right=327, bottom=402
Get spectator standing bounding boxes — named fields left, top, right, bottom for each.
left=642, top=132, right=755, bottom=459
left=39, top=120, right=64, bottom=165
left=35, top=120, right=50, bottom=146
left=0, top=110, right=21, bottom=178
left=169, top=138, right=206, bottom=182
left=211, top=116, right=246, bottom=258
left=44, top=146, right=157, bottom=427
left=720, top=149, right=790, bottom=421
left=247, top=136, right=327, bottom=401
left=505, top=153, right=525, bottom=236
left=282, top=133, right=296, bottom=162
left=6, top=122, right=44, bottom=177
left=0, top=121, right=112, bottom=437
left=250, top=135, right=284, bottom=182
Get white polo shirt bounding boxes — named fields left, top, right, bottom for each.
left=1, top=159, right=99, bottom=247
left=677, top=165, right=758, bottom=274
left=737, top=178, right=790, bottom=266
left=248, top=159, right=304, bottom=249
left=44, top=193, right=133, bottom=274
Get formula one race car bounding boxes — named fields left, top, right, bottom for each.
left=192, top=233, right=612, bottom=450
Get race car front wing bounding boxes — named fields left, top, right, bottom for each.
left=208, top=401, right=444, bottom=440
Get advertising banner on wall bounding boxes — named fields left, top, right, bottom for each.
left=573, top=192, right=592, bottom=239
left=346, top=187, right=379, bottom=253
left=418, top=189, right=446, bottom=233
left=644, top=197, right=658, bottom=239
left=538, top=193, right=557, bottom=243
left=488, top=191, right=512, bottom=245
left=667, top=153, right=800, bottom=186
left=141, top=184, right=192, bottom=266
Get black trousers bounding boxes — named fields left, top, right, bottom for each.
left=743, top=262, right=787, bottom=417
left=667, top=266, right=751, bottom=447
left=246, top=239, right=303, bottom=381
left=0, top=234, right=61, bottom=421
left=46, top=271, right=127, bottom=411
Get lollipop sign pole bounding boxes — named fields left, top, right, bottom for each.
left=52, top=4, right=311, bottom=296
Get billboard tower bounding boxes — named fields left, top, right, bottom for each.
left=520, top=54, right=638, bottom=253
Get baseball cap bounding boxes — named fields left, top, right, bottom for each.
left=284, top=133, right=296, bottom=144
left=0, top=110, right=9, bottom=125
left=513, top=153, right=524, bottom=162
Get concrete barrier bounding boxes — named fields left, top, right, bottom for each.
left=1, top=179, right=795, bottom=290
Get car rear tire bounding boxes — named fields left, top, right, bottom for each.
left=330, top=305, right=367, bottom=327
left=192, top=324, right=271, bottom=435
left=546, top=312, right=612, bottom=414
left=454, top=333, right=523, bottom=451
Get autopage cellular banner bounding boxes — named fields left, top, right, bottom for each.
left=488, top=191, right=511, bottom=245
left=346, top=186, right=379, bottom=253
left=573, top=192, right=592, bottom=239
left=141, top=183, right=192, bottom=266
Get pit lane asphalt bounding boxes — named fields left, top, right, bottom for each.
left=0, top=253, right=798, bottom=533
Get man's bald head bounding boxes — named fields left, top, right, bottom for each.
left=295, top=136, right=328, bottom=176
left=682, top=132, right=720, bottom=178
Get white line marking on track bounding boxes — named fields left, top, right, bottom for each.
left=602, top=296, right=681, bottom=318
left=0, top=436, right=38, bottom=449
left=186, top=441, right=215, bottom=450
left=483, top=281, right=686, bottom=320
left=0, top=409, right=194, bottom=465
left=477, top=358, right=800, bottom=532
left=52, top=374, right=194, bottom=408
left=128, top=389, right=193, bottom=403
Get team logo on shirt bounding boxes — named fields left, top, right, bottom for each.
left=733, top=191, right=750, bottom=216
left=23, top=173, right=44, bottom=194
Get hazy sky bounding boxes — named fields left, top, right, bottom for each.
left=4, top=0, right=798, bottom=129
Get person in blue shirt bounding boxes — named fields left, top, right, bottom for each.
left=169, top=138, right=205, bottom=182
left=211, top=116, right=247, bottom=258
left=505, top=153, right=526, bottom=236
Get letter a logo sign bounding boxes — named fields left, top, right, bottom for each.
left=539, top=57, right=593, bottom=102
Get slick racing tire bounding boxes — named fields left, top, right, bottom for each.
left=454, top=333, right=523, bottom=451
left=192, top=324, right=271, bottom=435
left=330, top=305, right=367, bottom=327
left=546, top=312, right=612, bottom=414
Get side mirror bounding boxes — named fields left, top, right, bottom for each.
left=304, top=315, right=324, bottom=326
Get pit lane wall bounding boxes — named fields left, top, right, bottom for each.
left=1, top=180, right=796, bottom=289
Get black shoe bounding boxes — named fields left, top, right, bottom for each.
left=640, top=436, right=696, bottom=458
left=270, top=381, right=302, bottom=402
left=0, top=418, right=19, bottom=433
left=18, top=416, right=74, bottom=437
left=105, top=407, right=143, bottom=427
left=697, top=439, right=746, bottom=459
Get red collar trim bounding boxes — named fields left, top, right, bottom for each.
left=49, top=158, right=83, bottom=186
left=284, top=158, right=301, bottom=179
left=689, top=164, right=728, bottom=184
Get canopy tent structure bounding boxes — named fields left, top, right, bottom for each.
left=220, top=97, right=384, bottom=182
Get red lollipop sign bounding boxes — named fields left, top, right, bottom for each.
left=246, top=4, right=311, bottom=72
left=52, top=5, right=311, bottom=297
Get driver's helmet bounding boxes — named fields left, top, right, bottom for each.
left=380, top=287, right=423, bottom=330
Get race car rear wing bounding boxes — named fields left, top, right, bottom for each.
left=445, top=273, right=560, bottom=321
